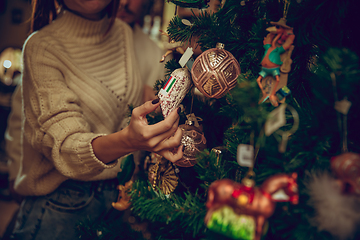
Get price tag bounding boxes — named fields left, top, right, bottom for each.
left=334, top=98, right=352, bottom=115
left=265, top=103, right=286, bottom=136
left=181, top=19, right=193, bottom=26
left=179, top=47, right=194, bottom=68
left=237, top=144, right=254, bottom=167
left=278, top=132, right=289, bottom=153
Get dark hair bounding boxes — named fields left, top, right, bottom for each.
left=30, top=0, right=120, bottom=34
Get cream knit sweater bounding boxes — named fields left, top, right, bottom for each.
left=14, top=10, right=143, bottom=196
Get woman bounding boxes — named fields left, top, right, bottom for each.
left=10, top=0, right=183, bottom=239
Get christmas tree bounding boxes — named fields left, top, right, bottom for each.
left=77, top=0, right=360, bottom=239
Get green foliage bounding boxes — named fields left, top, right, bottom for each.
left=117, top=154, right=135, bottom=185
left=167, top=0, right=210, bottom=9
left=76, top=212, right=146, bottom=240
left=138, top=0, right=360, bottom=238
left=130, top=180, right=208, bottom=239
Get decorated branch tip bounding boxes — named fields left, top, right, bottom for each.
left=167, top=0, right=210, bottom=9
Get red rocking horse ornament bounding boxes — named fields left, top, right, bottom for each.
left=205, top=173, right=299, bottom=240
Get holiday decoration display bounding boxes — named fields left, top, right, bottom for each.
left=205, top=173, right=299, bottom=240
left=191, top=43, right=241, bottom=99
left=158, top=68, right=193, bottom=117
left=330, top=152, right=360, bottom=195
left=75, top=1, right=360, bottom=239
left=147, top=153, right=178, bottom=195
left=112, top=154, right=135, bottom=211
left=174, top=114, right=207, bottom=167
left=256, top=18, right=295, bottom=106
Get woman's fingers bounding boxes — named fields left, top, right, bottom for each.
left=146, top=106, right=181, bottom=137
left=127, top=99, right=183, bottom=154
left=132, top=99, right=161, bottom=122
left=146, top=118, right=180, bottom=148
left=158, top=145, right=184, bottom=163
left=150, top=126, right=183, bottom=152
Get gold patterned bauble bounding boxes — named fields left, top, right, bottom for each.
left=191, top=43, right=241, bottom=99
left=148, top=153, right=178, bottom=195
left=174, top=122, right=207, bottom=167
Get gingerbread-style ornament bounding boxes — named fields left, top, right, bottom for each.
left=191, top=43, right=241, bottom=99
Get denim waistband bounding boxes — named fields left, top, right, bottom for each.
left=57, top=178, right=119, bottom=193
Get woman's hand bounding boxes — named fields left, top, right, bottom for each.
left=92, top=99, right=183, bottom=164
left=123, top=98, right=183, bottom=161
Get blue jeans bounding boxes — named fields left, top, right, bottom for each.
left=10, top=178, right=119, bottom=240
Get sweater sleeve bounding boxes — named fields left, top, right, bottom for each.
left=21, top=35, right=117, bottom=180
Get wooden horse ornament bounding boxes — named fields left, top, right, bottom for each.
left=205, top=173, right=299, bottom=240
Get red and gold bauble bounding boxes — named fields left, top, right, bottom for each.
left=174, top=122, right=207, bottom=167
left=191, top=43, right=241, bottom=99
left=330, top=152, right=360, bottom=195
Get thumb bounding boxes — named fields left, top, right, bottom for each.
left=132, top=98, right=160, bottom=119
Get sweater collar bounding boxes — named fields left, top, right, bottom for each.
left=54, top=10, right=111, bottom=44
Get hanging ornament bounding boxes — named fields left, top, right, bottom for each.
left=174, top=114, right=207, bottom=167
left=148, top=153, right=179, bottom=195
left=159, top=30, right=185, bottom=63
left=158, top=67, right=193, bottom=118
left=205, top=172, right=298, bottom=240
left=331, top=152, right=360, bottom=195
left=112, top=154, right=136, bottom=211
left=256, top=17, right=295, bottom=107
left=264, top=103, right=299, bottom=153
left=191, top=43, right=241, bottom=99
left=112, top=180, right=133, bottom=211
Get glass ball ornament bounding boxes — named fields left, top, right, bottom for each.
left=330, top=152, right=360, bottom=195
left=174, top=122, right=207, bottom=167
left=191, top=43, right=241, bottom=99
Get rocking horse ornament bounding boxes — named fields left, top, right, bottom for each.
left=256, top=18, right=295, bottom=107
left=205, top=173, right=299, bottom=240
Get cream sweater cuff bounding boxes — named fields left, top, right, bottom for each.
left=77, top=134, right=118, bottom=172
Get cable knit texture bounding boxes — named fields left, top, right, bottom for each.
left=15, top=10, right=143, bottom=196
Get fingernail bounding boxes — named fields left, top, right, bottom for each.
left=152, top=98, right=159, bottom=104
left=177, top=107, right=181, bottom=114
